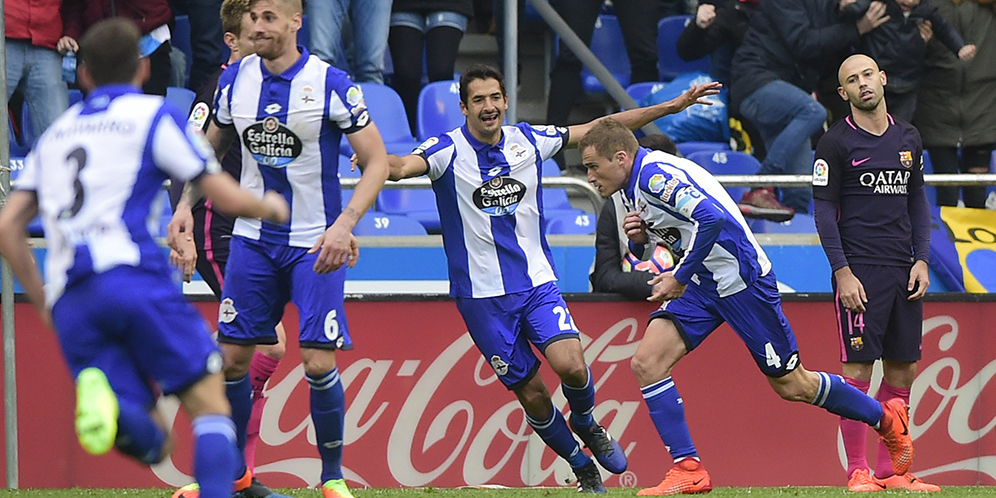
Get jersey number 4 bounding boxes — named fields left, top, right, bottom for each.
left=60, top=147, right=88, bottom=219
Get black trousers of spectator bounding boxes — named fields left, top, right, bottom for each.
left=170, top=0, right=226, bottom=92
left=143, top=41, right=173, bottom=96
left=929, top=145, right=992, bottom=209
left=389, top=24, right=465, bottom=134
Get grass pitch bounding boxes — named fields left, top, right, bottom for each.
left=0, top=487, right=993, bottom=498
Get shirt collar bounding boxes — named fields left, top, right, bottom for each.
left=259, top=46, right=310, bottom=81
left=624, top=146, right=648, bottom=202
left=85, top=84, right=142, bottom=103
left=460, top=123, right=505, bottom=152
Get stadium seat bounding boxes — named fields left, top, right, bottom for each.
left=69, top=89, right=84, bottom=106
left=416, top=80, right=463, bottom=142
left=686, top=150, right=760, bottom=203
left=340, top=83, right=419, bottom=157
left=546, top=212, right=596, bottom=235
left=579, top=15, right=630, bottom=94
left=298, top=14, right=310, bottom=48
left=676, top=141, right=730, bottom=158
left=922, top=149, right=936, bottom=206
left=353, top=212, right=428, bottom=236
left=172, top=16, right=193, bottom=88
left=658, top=15, right=710, bottom=82
left=166, top=86, right=197, bottom=115
left=540, top=159, right=588, bottom=218
left=376, top=187, right=441, bottom=233
left=626, top=82, right=667, bottom=106
left=9, top=115, right=31, bottom=157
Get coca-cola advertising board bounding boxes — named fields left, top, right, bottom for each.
left=2, top=298, right=994, bottom=488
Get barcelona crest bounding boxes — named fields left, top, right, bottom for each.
left=850, top=337, right=864, bottom=351
left=899, top=151, right=913, bottom=168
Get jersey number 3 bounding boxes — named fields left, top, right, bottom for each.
left=60, top=147, right=88, bottom=219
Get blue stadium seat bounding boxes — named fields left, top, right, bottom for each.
left=416, top=80, right=463, bottom=142
left=340, top=83, right=419, bottom=157
left=922, top=149, right=936, bottom=206
left=354, top=212, right=428, bottom=236
left=298, top=14, right=310, bottom=48
left=546, top=212, right=596, bottom=235
left=540, top=159, right=587, bottom=218
left=580, top=15, right=630, bottom=93
left=686, top=150, right=760, bottom=202
left=9, top=115, right=31, bottom=157
left=172, top=15, right=193, bottom=88
left=69, top=89, right=83, bottom=106
left=376, top=187, right=441, bottom=233
left=166, top=86, right=197, bottom=115
left=658, top=15, right=710, bottom=82
left=676, top=141, right=730, bottom=158
left=625, top=82, right=667, bottom=106
left=339, top=154, right=360, bottom=177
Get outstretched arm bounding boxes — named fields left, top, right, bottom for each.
left=565, top=82, right=722, bottom=148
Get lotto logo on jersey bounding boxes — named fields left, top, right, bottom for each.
left=473, top=176, right=526, bottom=216
left=242, top=116, right=303, bottom=167
left=899, top=150, right=913, bottom=168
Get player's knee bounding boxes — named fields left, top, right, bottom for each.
left=260, top=341, right=287, bottom=360
left=301, top=350, right=338, bottom=377
left=557, top=362, right=589, bottom=387
left=631, top=352, right=668, bottom=384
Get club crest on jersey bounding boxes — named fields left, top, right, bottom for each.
left=899, top=150, right=913, bottom=168
left=490, top=355, right=509, bottom=376
left=850, top=337, right=864, bottom=351
left=813, top=159, right=829, bottom=186
left=243, top=116, right=303, bottom=167
left=473, top=176, right=526, bottom=216
left=219, top=298, right=238, bottom=324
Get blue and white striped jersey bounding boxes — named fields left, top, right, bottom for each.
left=417, top=123, right=568, bottom=298
left=16, top=85, right=218, bottom=306
left=213, top=48, right=369, bottom=247
left=624, top=148, right=771, bottom=298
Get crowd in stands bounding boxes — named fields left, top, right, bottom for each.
left=6, top=0, right=994, bottom=225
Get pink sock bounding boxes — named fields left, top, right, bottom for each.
left=840, top=376, right=871, bottom=479
left=876, top=381, right=911, bottom=478
left=245, top=352, right=281, bottom=473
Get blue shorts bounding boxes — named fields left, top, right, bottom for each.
left=651, top=272, right=800, bottom=377
left=455, top=282, right=578, bottom=390
left=834, top=264, right=922, bottom=363
left=218, top=236, right=351, bottom=350
left=390, top=11, right=469, bottom=32
left=52, top=266, right=222, bottom=408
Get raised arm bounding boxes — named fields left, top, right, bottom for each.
left=565, top=82, right=722, bottom=148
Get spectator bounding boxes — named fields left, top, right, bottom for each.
left=62, top=0, right=175, bottom=96
left=675, top=0, right=758, bottom=86
left=388, top=0, right=474, bottom=133
left=5, top=0, right=70, bottom=142
left=590, top=134, right=680, bottom=300
left=836, top=0, right=976, bottom=122
left=307, top=0, right=391, bottom=83
left=730, top=0, right=888, bottom=221
left=170, top=0, right=227, bottom=92
left=913, top=0, right=995, bottom=209
left=545, top=0, right=664, bottom=171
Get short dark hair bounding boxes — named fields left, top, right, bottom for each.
left=578, top=118, right=639, bottom=160
left=221, top=0, right=252, bottom=36
left=638, top=133, right=679, bottom=156
left=458, top=64, right=506, bottom=104
left=79, top=18, right=141, bottom=87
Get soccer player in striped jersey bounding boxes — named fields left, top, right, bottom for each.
left=578, top=117, right=914, bottom=495
left=166, top=1, right=289, bottom=490
left=373, top=63, right=719, bottom=492
left=0, top=18, right=289, bottom=498
left=179, top=1, right=390, bottom=497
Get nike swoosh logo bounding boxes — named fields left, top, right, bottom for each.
left=692, top=478, right=705, bottom=486
left=900, top=415, right=909, bottom=436
left=852, top=157, right=871, bottom=166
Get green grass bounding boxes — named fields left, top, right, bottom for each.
left=0, top=487, right=993, bottom=498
